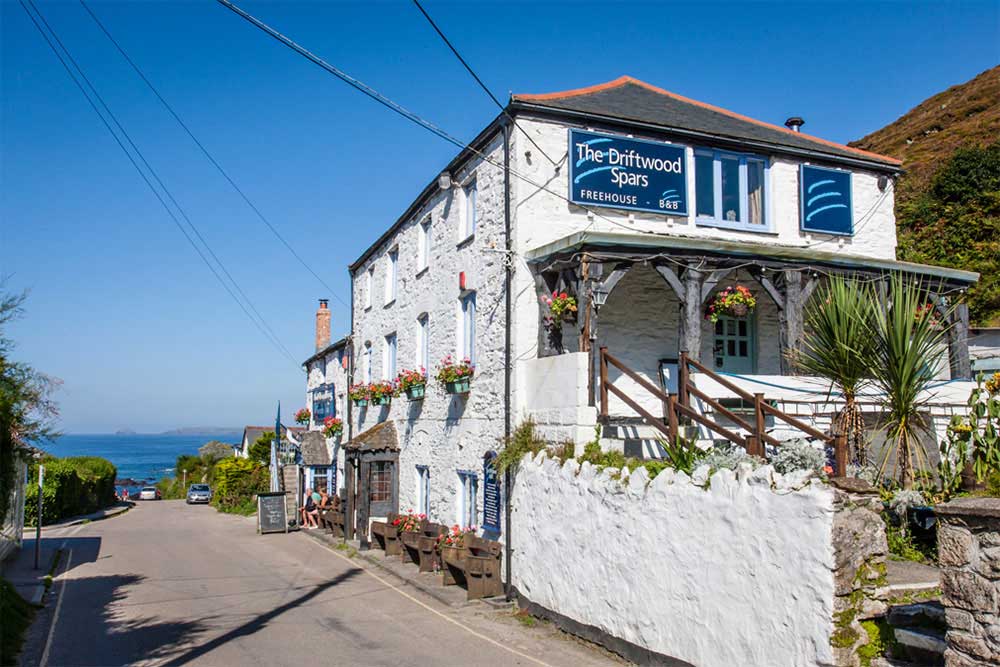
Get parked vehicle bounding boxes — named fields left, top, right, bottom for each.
left=186, top=484, right=212, bottom=504
left=139, top=486, right=161, bottom=501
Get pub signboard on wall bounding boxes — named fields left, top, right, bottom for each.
left=482, top=451, right=501, bottom=539
left=800, top=164, right=854, bottom=235
left=568, top=128, right=688, bottom=217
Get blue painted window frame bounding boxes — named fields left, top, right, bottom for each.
left=799, top=164, right=854, bottom=236
left=694, top=149, right=773, bottom=233
left=457, top=470, right=478, bottom=528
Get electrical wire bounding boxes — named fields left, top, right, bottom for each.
left=20, top=0, right=299, bottom=367
left=409, top=0, right=559, bottom=168
left=78, top=0, right=350, bottom=316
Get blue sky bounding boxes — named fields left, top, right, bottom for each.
left=2, top=0, right=997, bottom=433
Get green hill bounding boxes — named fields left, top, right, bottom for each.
left=850, top=66, right=1000, bottom=326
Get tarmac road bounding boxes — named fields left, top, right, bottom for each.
left=23, top=500, right=622, bottom=667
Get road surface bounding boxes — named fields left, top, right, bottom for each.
left=23, top=500, right=621, bottom=667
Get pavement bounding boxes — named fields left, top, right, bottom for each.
left=11, top=500, right=624, bottom=667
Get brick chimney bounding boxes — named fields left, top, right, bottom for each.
left=315, top=299, right=331, bottom=352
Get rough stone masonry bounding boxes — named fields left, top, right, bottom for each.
left=936, top=497, right=1000, bottom=667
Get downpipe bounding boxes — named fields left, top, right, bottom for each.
left=502, top=120, right=514, bottom=602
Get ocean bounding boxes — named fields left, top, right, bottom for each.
left=44, top=432, right=242, bottom=491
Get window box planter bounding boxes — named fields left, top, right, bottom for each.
left=353, top=398, right=368, bottom=408
left=405, top=384, right=426, bottom=400
left=373, top=396, right=391, bottom=406
left=445, top=379, right=471, bottom=394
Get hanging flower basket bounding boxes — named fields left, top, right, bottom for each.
left=436, top=356, right=474, bottom=394
left=915, top=303, right=942, bottom=328
left=349, top=384, right=369, bottom=407
left=294, top=408, right=311, bottom=425
left=322, top=416, right=343, bottom=439
left=705, top=285, right=757, bottom=323
left=397, top=368, right=427, bottom=401
left=369, top=381, right=396, bottom=406
left=540, top=291, right=578, bottom=330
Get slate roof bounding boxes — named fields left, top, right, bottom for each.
left=511, top=76, right=901, bottom=170
left=344, top=420, right=399, bottom=452
left=241, top=425, right=306, bottom=446
left=298, top=431, right=332, bottom=466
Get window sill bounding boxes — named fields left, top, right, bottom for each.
left=695, top=217, right=777, bottom=234
left=383, top=299, right=396, bottom=309
left=456, top=234, right=475, bottom=249
left=415, top=266, right=429, bottom=278
left=364, top=305, right=372, bottom=312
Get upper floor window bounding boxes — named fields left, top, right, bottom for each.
left=460, top=179, right=477, bottom=240
left=695, top=150, right=768, bottom=231
left=416, top=465, right=430, bottom=517
left=385, top=248, right=398, bottom=304
left=383, top=333, right=397, bottom=380
left=363, top=342, right=372, bottom=383
left=416, top=314, right=429, bottom=370
left=459, top=292, right=476, bottom=363
left=417, top=218, right=431, bottom=272
left=364, top=268, right=374, bottom=310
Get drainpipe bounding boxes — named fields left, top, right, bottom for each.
left=502, top=119, right=514, bottom=602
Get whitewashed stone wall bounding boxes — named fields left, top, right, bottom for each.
left=351, top=133, right=509, bottom=525
left=510, top=452, right=840, bottom=667
left=510, top=118, right=897, bottom=261
left=517, top=352, right=595, bottom=445
left=305, top=344, right=350, bottom=490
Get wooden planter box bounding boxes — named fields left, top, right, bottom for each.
left=371, top=514, right=402, bottom=556
left=444, top=379, right=471, bottom=395
left=415, top=523, right=446, bottom=573
left=405, top=384, right=426, bottom=400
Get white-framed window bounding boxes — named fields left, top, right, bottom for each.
left=694, top=149, right=769, bottom=231
left=460, top=178, right=477, bottom=240
left=364, top=267, right=374, bottom=309
left=416, top=465, right=430, bottom=516
left=416, top=314, right=429, bottom=371
left=417, top=218, right=431, bottom=272
left=363, top=342, right=372, bottom=383
left=383, top=333, right=397, bottom=380
left=456, top=470, right=478, bottom=528
left=384, top=248, right=398, bottom=304
left=458, top=292, right=476, bottom=362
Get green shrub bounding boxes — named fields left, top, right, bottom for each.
left=247, top=432, right=275, bottom=465
left=494, top=420, right=547, bottom=476
left=24, top=456, right=116, bottom=526
left=212, top=457, right=268, bottom=513
left=1, top=577, right=35, bottom=665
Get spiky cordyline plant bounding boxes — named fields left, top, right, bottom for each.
left=795, top=275, right=876, bottom=465
left=864, top=273, right=953, bottom=489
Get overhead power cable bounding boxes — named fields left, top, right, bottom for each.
left=409, top=0, right=559, bottom=168
left=19, top=0, right=298, bottom=366
left=78, top=0, right=349, bottom=315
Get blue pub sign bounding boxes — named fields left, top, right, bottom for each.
left=800, top=164, right=854, bottom=235
left=568, top=129, right=688, bottom=217
left=482, top=451, right=501, bottom=538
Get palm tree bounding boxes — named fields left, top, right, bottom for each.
left=863, top=273, right=953, bottom=488
left=795, top=275, right=876, bottom=465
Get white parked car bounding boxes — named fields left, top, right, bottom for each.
left=138, top=486, right=161, bottom=501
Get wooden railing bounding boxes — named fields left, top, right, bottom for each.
left=599, top=347, right=847, bottom=476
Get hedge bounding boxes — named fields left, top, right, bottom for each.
left=212, top=457, right=268, bottom=515
left=24, top=456, right=117, bottom=526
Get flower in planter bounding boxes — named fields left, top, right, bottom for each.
left=368, top=381, right=397, bottom=403
left=435, top=355, right=475, bottom=389
left=396, top=368, right=427, bottom=394
left=322, top=416, right=343, bottom=439
left=705, top=285, right=757, bottom=323
left=540, top=291, right=577, bottom=330
left=435, top=524, right=475, bottom=551
left=348, top=384, right=370, bottom=404
left=391, top=510, right=426, bottom=534
left=294, top=408, right=311, bottom=425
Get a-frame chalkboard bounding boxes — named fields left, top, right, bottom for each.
left=257, top=492, right=288, bottom=534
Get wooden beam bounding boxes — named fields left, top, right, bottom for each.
left=600, top=263, right=631, bottom=295
left=801, top=274, right=819, bottom=305
left=756, top=275, right=785, bottom=310
left=700, top=267, right=737, bottom=304
left=948, top=301, right=972, bottom=380
left=781, top=269, right=805, bottom=375
left=654, top=265, right=686, bottom=302
left=682, top=267, right=705, bottom=362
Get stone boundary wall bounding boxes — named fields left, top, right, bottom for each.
left=936, top=497, right=1000, bottom=667
left=509, top=452, right=887, bottom=667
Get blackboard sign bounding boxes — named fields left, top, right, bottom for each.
left=482, top=452, right=501, bottom=537
left=257, top=492, right=288, bottom=534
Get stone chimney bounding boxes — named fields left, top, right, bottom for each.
left=315, top=299, right=330, bottom=352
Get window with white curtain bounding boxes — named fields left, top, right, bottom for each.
left=416, top=466, right=430, bottom=516
left=385, top=248, right=398, bottom=304
left=416, top=314, right=429, bottom=370
left=456, top=471, right=478, bottom=528
left=694, top=149, right=768, bottom=231
left=459, top=292, right=476, bottom=362
left=364, top=268, right=373, bottom=309
left=383, top=333, right=397, bottom=380
left=363, top=342, right=372, bottom=383
left=460, top=179, right=477, bottom=240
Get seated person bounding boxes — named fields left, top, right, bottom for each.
left=299, top=487, right=318, bottom=529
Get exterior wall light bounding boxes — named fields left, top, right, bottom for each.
left=438, top=171, right=453, bottom=190
left=592, top=287, right=610, bottom=309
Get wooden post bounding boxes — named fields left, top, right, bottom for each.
left=745, top=435, right=758, bottom=458
left=833, top=434, right=847, bottom=478
left=753, top=392, right=765, bottom=456
left=667, top=393, right=679, bottom=443
left=678, top=351, right=689, bottom=410
left=947, top=301, right=972, bottom=380
left=682, top=267, right=704, bottom=363
left=599, top=346, right=609, bottom=420
left=781, top=269, right=804, bottom=375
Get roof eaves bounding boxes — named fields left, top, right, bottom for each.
left=513, top=76, right=902, bottom=169
left=301, top=335, right=350, bottom=367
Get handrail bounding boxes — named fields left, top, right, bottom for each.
left=686, top=385, right=754, bottom=433
left=604, top=351, right=673, bottom=404
left=682, top=354, right=757, bottom=402
left=674, top=402, right=748, bottom=447
left=759, top=401, right=831, bottom=442
left=605, top=383, right=673, bottom=441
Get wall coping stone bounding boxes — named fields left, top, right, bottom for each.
left=936, top=497, right=1000, bottom=519
left=828, top=477, right=879, bottom=495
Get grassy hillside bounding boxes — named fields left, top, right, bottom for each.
left=850, top=66, right=1000, bottom=325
